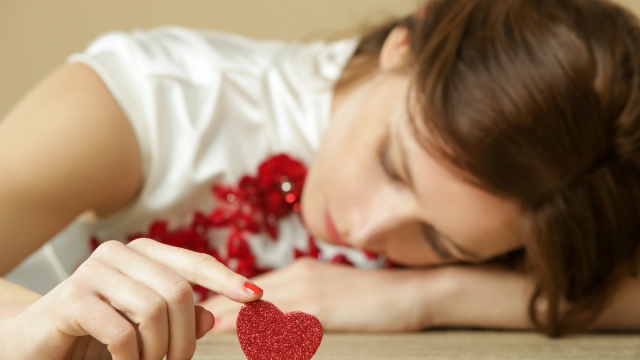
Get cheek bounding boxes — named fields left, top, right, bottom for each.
left=383, top=225, right=449, bottom=267
left=302, top=137, right=383, bottom=234
left=301, top=74, right=409, bottom=243
left=300, top=117, right=353, bottom=239
left=301, top=149, right=384, bottom=242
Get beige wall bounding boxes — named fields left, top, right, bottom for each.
left=2, top=0, right=639, bottom=119
left=0, top=0, right=421, bottom=118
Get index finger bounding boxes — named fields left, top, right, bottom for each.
left=128, top=238, right=263, bottom=303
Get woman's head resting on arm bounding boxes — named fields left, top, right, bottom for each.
left=301, top=0, right=640, bottom=336
left=303, top=23, right=523, bottom=267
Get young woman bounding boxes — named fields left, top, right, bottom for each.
left=2, top=0, right=640, bottom=358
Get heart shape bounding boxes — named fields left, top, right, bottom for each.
left=236, top=300, right=323, bottom=360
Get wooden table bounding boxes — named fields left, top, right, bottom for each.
left=194, top=331, right=640, bottom=359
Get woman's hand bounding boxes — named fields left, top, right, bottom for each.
left=201, top=257, right=445, bottom=332
left=0, top=238, right=262, bottom=360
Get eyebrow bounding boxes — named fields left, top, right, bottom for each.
left=395, top=120, right=485, bottom=264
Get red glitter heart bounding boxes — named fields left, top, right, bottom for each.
left=236, top=300, right=323, bottom=360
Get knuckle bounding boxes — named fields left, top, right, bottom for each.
left=282, top=259, right=323, bottom=295
left=306, top=299, right=324, bottom=321
left=73, top=259, right=98, bottom=278
left=165, top=279, right=194, bottom=305
left=108, top=322, right=137, bottom=355
left=93, top=240, right=125, bottom=258
left=291, top=257, right=320, bottom=274
left=191, top=253, right=219, bottom=272
left=59, top=263, right=100, bottom=300
left=58, top=279, right=84, bottom=300
left=127, top=237, right=153, bottom=249
left=140, top=295, right=167, bottom=322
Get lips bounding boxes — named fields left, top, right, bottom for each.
left=324, top=207, right=349, bottom=247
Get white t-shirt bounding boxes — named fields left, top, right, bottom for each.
left=6, top=26, right=388, bottom=295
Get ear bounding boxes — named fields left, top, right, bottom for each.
left=379, top=26, right=412, bottom=71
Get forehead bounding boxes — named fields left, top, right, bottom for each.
left=397, top=106, right=524, bottom=258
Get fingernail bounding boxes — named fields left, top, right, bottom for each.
left=244, top=282, right=263, bottom=295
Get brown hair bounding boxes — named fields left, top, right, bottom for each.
left=343, top=0, right=640, bottom=336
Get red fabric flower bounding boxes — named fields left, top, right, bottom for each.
left=191, top=211, right=211, bottom=234
left=148, top=220, right=168, bottom=239
left=256, top=154, right=306, bottom=218
left=210, top=154, right=306, bottom=240
left=227, top=231, right=252, bottom=258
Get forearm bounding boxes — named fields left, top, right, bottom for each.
left=426, top=265, right=640, bottom=332
left=0, top=62, right=143, bottom=274
left=426, top=265, right=533, bottom=330
left=0, top=278, right=41, bottom=321
left=589, top=275, right=640, bottom=330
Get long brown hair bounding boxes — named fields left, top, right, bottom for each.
left=343, top=0, right=640, bottom=336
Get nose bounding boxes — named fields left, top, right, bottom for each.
left=347, top=187, right=417, bottom=250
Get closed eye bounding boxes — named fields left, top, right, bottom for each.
left=421, top=223, right=454, bottom=261
left=378, top=132, right=403, bottom=182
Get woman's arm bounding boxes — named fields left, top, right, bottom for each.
left=0, top=61, right=143, bottom=275
left=427, top=265, right=534, bottom=330
left=0, top=278, right=41, bottom=321
left=201, top=258, right=437, bottom=332
left=0, top=61, right=269, bottom=359
left=203, top=258, right=640, bottom=333
left=580, top=273, right=640, bottom=330
left=431, top=264, right=640, bottom=331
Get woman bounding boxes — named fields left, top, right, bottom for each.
left=1, top=0, right=640, bottom=358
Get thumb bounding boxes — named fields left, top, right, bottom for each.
left=195, top=305, right=215, bottom=339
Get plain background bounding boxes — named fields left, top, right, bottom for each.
left=1, top=0, right=640, bottom=119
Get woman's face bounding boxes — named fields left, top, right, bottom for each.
left=300, top=27, right=524, bottom=266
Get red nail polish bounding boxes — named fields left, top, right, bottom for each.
left=244, top=282, right=263, bottom=295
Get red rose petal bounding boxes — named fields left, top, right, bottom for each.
left=237, top=300, right=323, bottom=360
